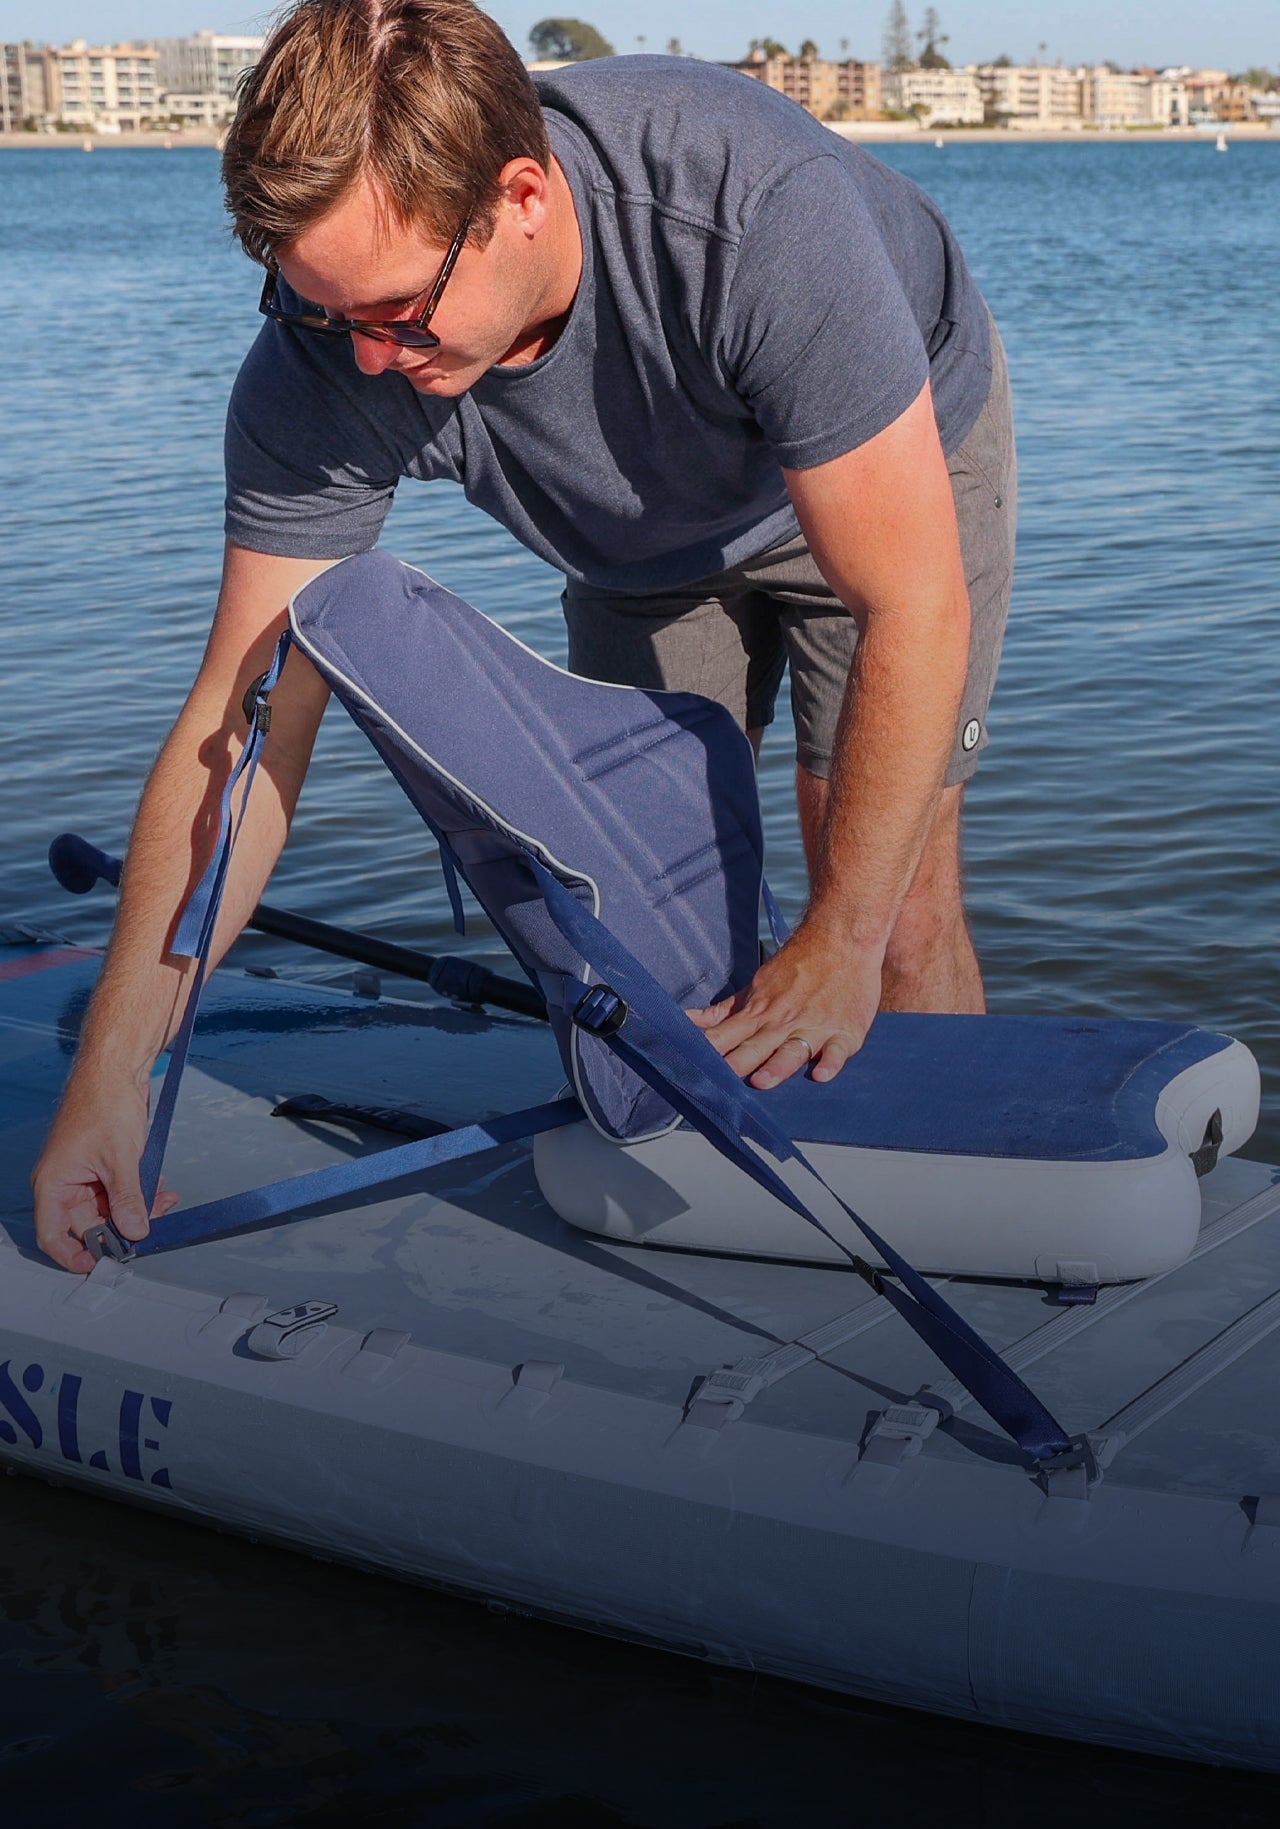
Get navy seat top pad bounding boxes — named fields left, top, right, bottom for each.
left=749, top=1012, right=1231, bottom=1162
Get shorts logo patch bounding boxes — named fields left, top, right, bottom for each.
left=961, top=718, right=982, bottom=753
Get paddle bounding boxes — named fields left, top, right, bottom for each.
left=47, top=833, right=547, bottom=1022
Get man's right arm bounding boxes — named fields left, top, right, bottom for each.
left=32, top=543, right=337, bottom=1272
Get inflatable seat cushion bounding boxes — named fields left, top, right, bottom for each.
left=714, top=1014, right=1234, bottom=1162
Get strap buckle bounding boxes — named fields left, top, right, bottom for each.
left=241, top=670, right=273, bottom=734
left=1036, top=1430, right=1103, bottom=1497
left=84, top=1221, right=136, bottom=1264
left=859, top=1390, right=949, bottom=1467
left=572, top=982, right=628, bottom=1037
left=1052, top=1282, right=1099, bottom=1307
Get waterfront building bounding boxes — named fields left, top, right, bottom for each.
left=1080, top=66, right=1189, bottom=129
left=881, top=66, right=983, bottom=127
left=1147, top=75, right=1191, bottom=128
left=49, top=41, right=158, bottom=131
left=730, top=50, right=881, bottom=122
left=1184, top=69, right=1259, bottom=124
left=2, top=43, right=55, bottom=130
left=974, top=63, right=1083, bottom=130
left=154, top=32, right=263, bottom=106
left=156, top=91, right=236, bottom=129
left=1080, top=66, right=1145, bottom=127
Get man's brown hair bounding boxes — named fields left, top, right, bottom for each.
left=223, top=0, right=550, bottom=263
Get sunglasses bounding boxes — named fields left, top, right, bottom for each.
left=258, top=212, right=472, bottom=350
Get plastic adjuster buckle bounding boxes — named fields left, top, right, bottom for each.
left=850, top=1256, right=886, bottom=1296
left=84, top=1220, right=137, bottom=1264
left=700, top=1361, right=772, bottom=1407
left=860, top=1391, right=946, bottom=1468
left=1053, top=1283, right=1099, bottom=1307
left=1036, top=1431, right=1103, bottom=1499
left=572, top=983, right=628, bottom=1038
left=241, top=671, right=273, bottom=734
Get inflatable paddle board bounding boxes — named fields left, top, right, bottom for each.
left=4, top=938, right=1280, bottom=1772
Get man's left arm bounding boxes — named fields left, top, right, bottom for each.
left=689, top=378, right=969, bottom=1087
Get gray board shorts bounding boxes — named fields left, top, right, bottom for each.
left=563, top=319, right=1015, bottom=786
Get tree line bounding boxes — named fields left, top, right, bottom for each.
left=883, top=4, right=949, bottom=72
left=529, top=16, right=1280, bottom=85
left=527, top=19, right=698, bottom=59
left=529, top=21, right=872, bottom=64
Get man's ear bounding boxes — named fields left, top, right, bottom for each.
left=496, top=158, right=552, bottom=237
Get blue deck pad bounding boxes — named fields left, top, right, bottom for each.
left=745, top=1013, right=1233, bottom=1162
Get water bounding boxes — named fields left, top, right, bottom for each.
left=2, top=141, right=1278, bottom=1818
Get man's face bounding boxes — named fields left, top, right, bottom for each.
left=277, top=170, right=554, bottom=396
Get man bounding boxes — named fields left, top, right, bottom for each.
left=33, top=0, right=1015, bottom=1271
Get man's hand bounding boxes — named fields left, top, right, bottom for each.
left=32, top=1078, right=179, bottom=1274
left=687, top=915, right=883, bottom=1089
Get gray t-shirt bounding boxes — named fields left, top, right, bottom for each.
left=224, top=56, right=991, bottom=591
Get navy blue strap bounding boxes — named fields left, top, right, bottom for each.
left=406, top=807, right=467, bottom=936
left=437, top=834, right=468, bottom=936
left=761, top=878, right=790, bottom=950
left=529, top=858, right=1072, bottom=1464
left=97, top=1099, right=584, bottom=1260
left=139, top=634, right=291, bottom=1209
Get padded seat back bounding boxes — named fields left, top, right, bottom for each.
left=290, top=552, right=764, bottom=1140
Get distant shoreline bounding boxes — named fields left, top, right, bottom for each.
left=2, top=125, right=1276, bottom=152
left=0, top=129, right=225, bottom=149
left=830, top=124, right=1279, bottom=145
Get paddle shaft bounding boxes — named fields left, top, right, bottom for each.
left=47, top=834, right=547, bottom=1022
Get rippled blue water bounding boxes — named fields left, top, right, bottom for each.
left=2, top=141, right=1279, bottom=1818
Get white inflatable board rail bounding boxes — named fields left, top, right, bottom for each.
left=535, top=1016, right=1261, bottom=1279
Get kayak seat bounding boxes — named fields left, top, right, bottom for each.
left=289, top=552, right=1260, bottom=1283
left=535, top=1012, right=1259, bottom=1278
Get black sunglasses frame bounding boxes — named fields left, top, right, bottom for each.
left=258, top=212, right=473, bottom=350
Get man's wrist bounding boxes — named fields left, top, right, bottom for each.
left=798, top=898, right=891, bottom=964
left=66, top=1029, right=158, bottom=1103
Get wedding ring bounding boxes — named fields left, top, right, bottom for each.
left=785, top=1033, right=814, bottom=1062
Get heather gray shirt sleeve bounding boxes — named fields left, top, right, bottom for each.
left=224, top=320, right=403, bottom=558
left=722, top=155, right=930, bottom=470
